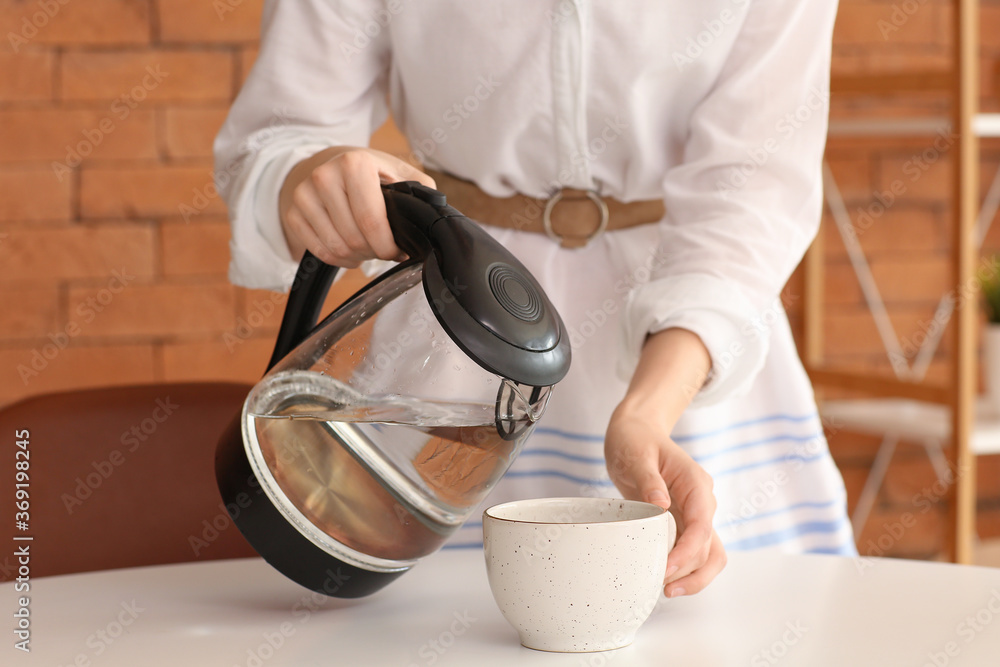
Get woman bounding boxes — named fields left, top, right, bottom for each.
left=215, top=0, right=856, bottom=599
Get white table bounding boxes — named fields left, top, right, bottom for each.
left=4, top=549, right=1000, bottom=666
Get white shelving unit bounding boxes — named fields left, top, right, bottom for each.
left=803, top=1, right=984, bottom=563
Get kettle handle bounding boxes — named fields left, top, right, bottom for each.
left=264, top=183, right=446, bottom=372
left=265, top=251, right=338, bottom=371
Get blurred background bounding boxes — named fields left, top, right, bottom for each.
left=0, top=0, right=998, bottom=563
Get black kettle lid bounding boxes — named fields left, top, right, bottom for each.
left=383, top=181, right=570, bottom=387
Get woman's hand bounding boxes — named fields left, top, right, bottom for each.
left=604, top=327, right=726, bottom=597
left=278, top=146, right=436, bottom=267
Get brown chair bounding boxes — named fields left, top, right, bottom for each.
left=0, top=382, right=259, bottom=580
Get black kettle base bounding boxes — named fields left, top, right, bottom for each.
left=214, top=415, right=408, bottom=598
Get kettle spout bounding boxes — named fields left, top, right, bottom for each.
left=499, top=379, right=551, bottom=425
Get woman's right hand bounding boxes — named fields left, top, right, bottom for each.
left=278, top=146, right=436, bottom=267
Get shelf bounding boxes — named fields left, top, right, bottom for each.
left=821, top=398, right=1000, bottom=456
left=828, top=113, right=1000, bottom=138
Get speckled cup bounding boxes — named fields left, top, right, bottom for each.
left=482, top=497, right=676, bottom=652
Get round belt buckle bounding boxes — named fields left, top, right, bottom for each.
left=542, top=189, right=610, bottom=247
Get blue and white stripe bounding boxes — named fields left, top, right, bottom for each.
left=446, top=411, right=857, bottom=557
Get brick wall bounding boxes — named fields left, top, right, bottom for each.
left=0, top=0, right=998, bottom=557
left=808, top=0, right=1000, bottom=556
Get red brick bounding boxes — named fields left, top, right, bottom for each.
left=60, top=50, right=233, bottom=103
left=882, top=447, right=946, bottom=506
left=0, top=344, right=155, bottom=408
left=0, top=224, right=154, bottom=282
left=823, top=207, right=945, bottom=260
left=80, top=165, right=226, bottom=219
left=833, top=3, right=949, bottom=48
left=66, top=283, right=237, bottom=337
left=0, top=109, right=157, bottom=163
left=978, top=503, right=1000, bottom=540
left=161, top=337, right=272, bottom=383
left=824, top=261, right=864, bottom=307
left=977, top=453, right=1000, bottom=501
left=857, top=505, right=946, bottom=559
left=0, top=285, right=58, bottom=339
left=823, top=154, right=872, bottom=204
left=162, top=106, right=229, bottom=159
left=831, top=50, right=952, bottom=79
left=0, top=0, right=149, bottom=50
left=877, top=152, right=952, bottom=202
left=161, top=219, right=231, bottom=276
left=158, top=0, right=264, bottom=43
left=823, top=305, right=942, bottom=357
left=237, top=288, right=287, bottom=333
left=0, top=169, right=71, bottom=221
left=0, top=51, right=53, bottom=101
left=231, top=268, right=372, bottom=336
left=868, top=256, right=950, bottom=304
left=827, top=429, right=882, bottom=466
left=838, top=464, right=871, bottom=517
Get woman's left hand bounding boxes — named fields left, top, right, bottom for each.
left=604, top=406, right=726, bottom=597
left=603, top=327, right=726, bottom=598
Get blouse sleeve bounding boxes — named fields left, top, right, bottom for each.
left=620, top=0, right=839, bottom=407
left=214, top=0, right=393, bottom=290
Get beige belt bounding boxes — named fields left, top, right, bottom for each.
left=424, top=168, right=665, bottom=249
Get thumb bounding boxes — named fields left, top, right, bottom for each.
left=630, top=457, right=671, bottom=511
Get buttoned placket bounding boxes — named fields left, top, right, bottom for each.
left=550, top=0, right=592, bottom=192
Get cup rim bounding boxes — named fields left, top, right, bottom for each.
left=483, top=497, right=669, bottom=526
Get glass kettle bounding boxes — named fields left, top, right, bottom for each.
left=215, top=182, right=571, bottom=597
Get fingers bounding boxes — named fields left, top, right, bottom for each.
left=342, top=156, right=399, bottom=261
left=664, top=531, right=726, bottom=598
left=312, top=161, right=377, bottom=263
left=663, top=472, right=716, bottom=585
left=284, top=148, right=436, bottom=267
left=630, top=453, right=673, bottom=511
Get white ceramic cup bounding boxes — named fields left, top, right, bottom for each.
left=482, top=497, right=676, bottom=652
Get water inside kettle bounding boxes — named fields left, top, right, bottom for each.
left=246, top=370, right=543, bottom=565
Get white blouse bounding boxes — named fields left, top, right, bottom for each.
left=215, top=0, right=839, bottom=408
